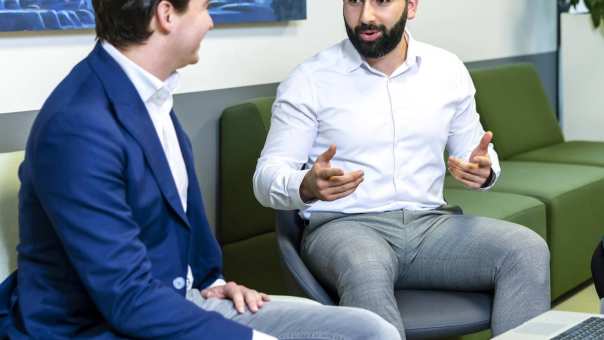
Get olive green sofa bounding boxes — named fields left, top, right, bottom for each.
left=218, top=97, right=550, bottom=296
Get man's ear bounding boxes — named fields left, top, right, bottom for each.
left=407, top=0, right=419, bottom=20
left=153, top=0, right=176, bottom=34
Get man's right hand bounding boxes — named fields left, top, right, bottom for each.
left=299, top=145, right=364, bottom=203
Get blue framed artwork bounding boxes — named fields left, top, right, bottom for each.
left=212, top=0, right=306, bottom=25
left=0, top=0, right=307, bottom=32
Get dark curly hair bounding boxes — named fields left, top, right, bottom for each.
left=93, top=0, right=190, bottom=48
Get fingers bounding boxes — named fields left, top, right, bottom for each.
left=222, top=282, right=245, bottom=313
left=315, top=172, right=364, bottom=201
left=325, top=176, right=364, bottom=196
left=448, top=156, right=491, bottom=171
left=448, top=159, right=490, bottom=177
left=317, top=167, right=345, bottom=179
left=471, top=155, right=492, bottom=168
left=231, top=290, right=246, bottom=314
left=327, top=187, right=358, bottom=201
left=201, top=286, right=224, bottom=299
left=449, top=166, right=486, bottom=184
left=255, top=292, right=270, bottom=309
left=448, top=157, right=478, bottom=170
left=478, top=131, right=493, bottom=153
left=448, top=160, right=491, bottom=189
left=244, top=289, right=260, bottom=313
left=223, top=282, right=269, bottom=314
left=316, top=144, right=337, bottom=164
left=325, top=170, right=364, bottom=187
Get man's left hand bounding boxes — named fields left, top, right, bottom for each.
left=201, top=281, right=270, bottom=314
left=448, top=131, right=494, bottom=189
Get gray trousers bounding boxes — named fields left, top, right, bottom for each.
left=301, top=208, right=551, bottom=339
left=188, top=290, right=401, bottom=340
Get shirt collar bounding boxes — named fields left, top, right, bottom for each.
left=101, top=41, right=180, bottom=107
left=341, top=30, right=423, bottom=75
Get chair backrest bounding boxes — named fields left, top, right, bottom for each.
left=0, top=151, right=24, bottom=281
left=219, top=97, right=291, bottom=294
left=470, top=63, right=564, bottom=159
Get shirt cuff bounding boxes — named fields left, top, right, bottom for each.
left=208, top=278, right=226, bottom=289
left=478, top=168, right=498, bottom=191
left=253, top=330, right=278, bottom=340
left=287, top=169, right=315, bottom=210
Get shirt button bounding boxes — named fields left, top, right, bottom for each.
left=173, top=277, right=186, bottom=290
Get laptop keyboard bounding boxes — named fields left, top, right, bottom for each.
left=552, top=317, right=604, bottom=339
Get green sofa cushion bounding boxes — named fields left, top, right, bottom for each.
left=444, top=188, right=547, bottom=241
left=219, top=97, right=275, bottom=244
left=0, top=151, right=24, bottom=281
left=511, top=141, right=604, bottom=167
left=222, top=232, right=289, bottom=295
left=220, top=97, right=289, bottom=293
left=470, top=64, right=563, bottom=159
left=447, top=161, right=604, bottom=299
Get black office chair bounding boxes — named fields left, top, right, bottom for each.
left=276, top=210, right=493, bottom=339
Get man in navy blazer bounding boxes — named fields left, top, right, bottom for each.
left=0, top=0, right=400, bottom=339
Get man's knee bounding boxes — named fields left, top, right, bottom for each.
left=502, top=227, right=550, bottom=283
left=336, top=247, right=399, bottom=288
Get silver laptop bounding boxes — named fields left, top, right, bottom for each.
left=494, top=311, right=604, bottom=340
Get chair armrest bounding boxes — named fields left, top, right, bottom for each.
left=275, top=210, right=336, bottom=305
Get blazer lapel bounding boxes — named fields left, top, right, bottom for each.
left=170, top=111, right=201, bottom=221
left=87, top=43, right=191, bottom=228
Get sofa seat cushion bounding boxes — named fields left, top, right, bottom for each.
left=444, top=188, right=547, bottom=241
left=447, top=161, right=604, bottom=298
left=511, top=141, right=604, bottom=167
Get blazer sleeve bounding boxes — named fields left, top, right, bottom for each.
left=30, top=110, right=252, bottom=340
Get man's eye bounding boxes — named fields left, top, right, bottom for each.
left=347, top=0, right=363, bottom=5
left=376, top=0, right=393, bottom=5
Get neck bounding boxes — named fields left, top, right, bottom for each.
left=119, top=41, right=176, bottom=81
left=365, top=33, right=408, bottom=77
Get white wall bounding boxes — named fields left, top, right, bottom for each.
left=0, top=0, right=346, bottom=114
left=560, top=13, right=604, bottom=141
left=0, top=0, right=557, bottom=115
left=408, top=0, right=557, bottom=62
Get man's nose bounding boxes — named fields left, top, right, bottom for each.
left=360, top=1, right=377, bottom=25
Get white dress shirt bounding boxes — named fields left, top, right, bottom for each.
left=254, top=32, right=500, bottom=218
left=102, top=43, right=274, bottom=340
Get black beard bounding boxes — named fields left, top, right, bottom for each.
left=345, top=7, right=408, bottom=59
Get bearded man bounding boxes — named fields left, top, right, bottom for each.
left=253, top=1, right=551, bottom=339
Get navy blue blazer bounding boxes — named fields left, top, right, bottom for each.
left=0, top=43, right=252, bottom=339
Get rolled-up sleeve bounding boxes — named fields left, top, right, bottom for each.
left=253, top=67, right=319, bottom=210
left=446, top=63, right=501, bottom=191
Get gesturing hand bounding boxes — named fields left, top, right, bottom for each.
left=299, top=145, right=364, bottom=203
left=201, top=281, right=270, bottom=314
left=448, top=132, right=494, bottom=189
